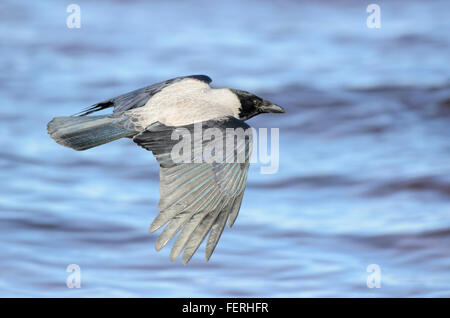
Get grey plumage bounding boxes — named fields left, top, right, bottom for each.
left=77, top=75, right=212, bottom=116
left=47, top=74, right=284, bottom=264
left=133, top=117, right=252, bottom=263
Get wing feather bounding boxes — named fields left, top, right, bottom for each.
left=181, top=199, right=228, bottom=264
left=76, top=75, right=212, bottom=116
left=205, top=202, right=230, bottom=261
left=170, top=194, right=225, bottom=262
left=133, top=116, right=252, bottom=263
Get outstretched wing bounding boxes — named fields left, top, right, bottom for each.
left=77, top=75, right=212, bottom=116
left=133, top=116, right=252, bottom=264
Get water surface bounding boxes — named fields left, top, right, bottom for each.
left=0, top=0, right=449, bottom=297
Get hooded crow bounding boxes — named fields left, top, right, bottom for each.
left=47, top=75, right=285, bottom=264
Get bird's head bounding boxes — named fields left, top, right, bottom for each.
left=230, top=89, right=285, bottom=121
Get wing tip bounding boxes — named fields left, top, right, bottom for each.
left=182, top=254, right=193, bottom=265
left=149, top=217, right=166, bottom=233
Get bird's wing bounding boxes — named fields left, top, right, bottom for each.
left=133, top=116, right=252, bottom=264
left=77, top=75, right=212, bottom=116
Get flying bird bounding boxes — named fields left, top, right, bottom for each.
left=47, top=75, right=285, bottom=264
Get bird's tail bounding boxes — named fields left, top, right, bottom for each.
left=47, top=115, right=136, bottom=151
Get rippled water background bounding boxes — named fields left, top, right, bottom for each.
left=1, top=0, right=449, bottom=297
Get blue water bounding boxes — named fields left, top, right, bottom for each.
left=0, top=0, right=449, bottom=297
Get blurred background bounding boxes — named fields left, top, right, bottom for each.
left=0, top=0, right=449, bottom=297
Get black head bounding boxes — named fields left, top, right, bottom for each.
left=230, top=89, right=285, bottom=121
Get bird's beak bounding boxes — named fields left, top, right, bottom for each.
left=259, top=101, right=286, bottom=114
